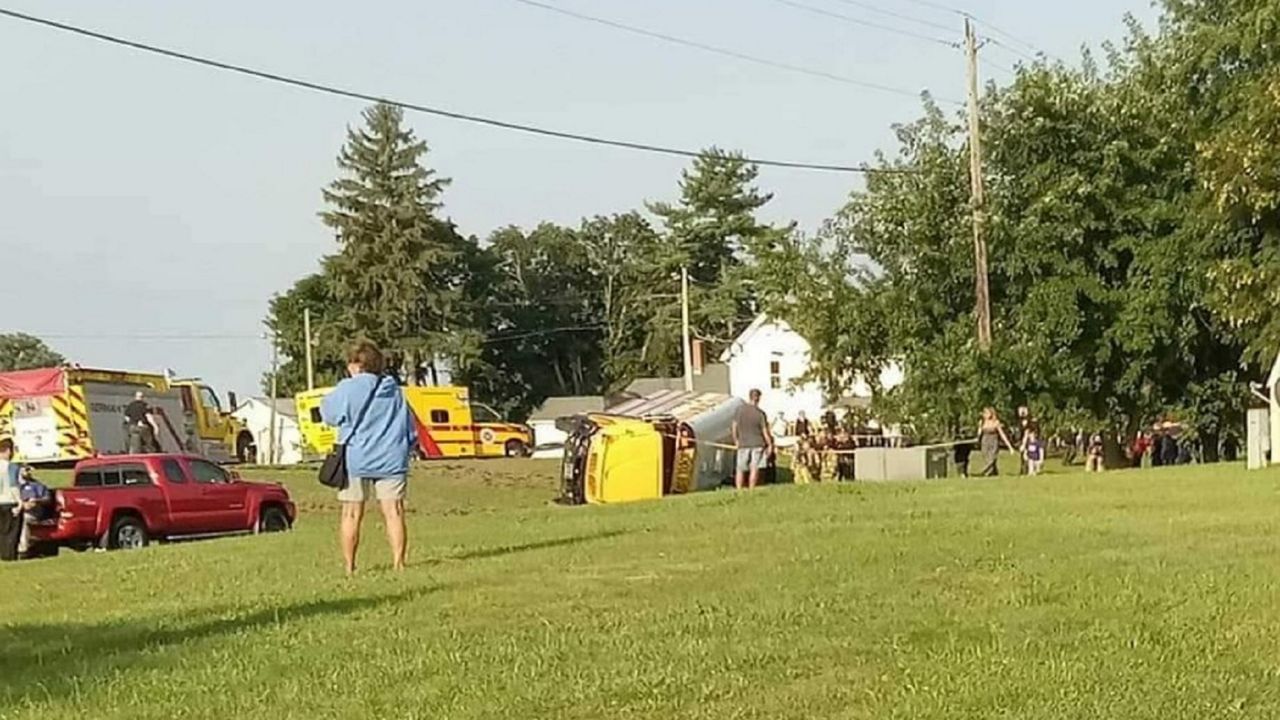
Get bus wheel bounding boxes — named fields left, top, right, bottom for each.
left=504, top=439, right=529, bottom=458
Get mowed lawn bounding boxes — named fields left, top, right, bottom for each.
left=3, top=459, right=1280, bottom=719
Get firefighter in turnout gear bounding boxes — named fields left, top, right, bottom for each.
left=123, top=391, right=160, bottom=454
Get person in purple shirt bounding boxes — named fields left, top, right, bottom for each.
left=320, top=341, right=418, bottom=575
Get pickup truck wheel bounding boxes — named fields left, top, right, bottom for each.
left=504, top=439, right=529, bottom=458
left=107, top=516, right=150, bottom=551
left=258, top=506, right=290, bottom=534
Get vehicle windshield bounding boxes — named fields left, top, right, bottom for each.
left=471, top=404, right=502, bottom=423
left=198, top=386, right=222, bottom=412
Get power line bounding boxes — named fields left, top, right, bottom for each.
left=983, top=37, right=1039, bottom=65
left=36, top=327, right=610, bottom=344
left=825, top=0, right=957, bottom=34
left=896, top=0, right=1052, bottom=60
left=764, top=0, right=959, bottom=47
left=37, top=333, right=261, bottom=341
left=0, top=7, right=917, bottom=175
left=484, top=326, right=606, bottom=343
left=507, top=0, right=961, bottom=104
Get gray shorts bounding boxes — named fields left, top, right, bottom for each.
left=736, top=447, right=768, bottom=474
left=337, top=475, right=407, bottom=503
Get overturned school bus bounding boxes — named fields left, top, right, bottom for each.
left=557, top=390, right=745, bottom=505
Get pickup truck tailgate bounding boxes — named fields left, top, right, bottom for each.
left=36, top=489, right=102, bottom=541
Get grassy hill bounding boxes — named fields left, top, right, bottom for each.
left=2, top=460, right=1279, bottom=719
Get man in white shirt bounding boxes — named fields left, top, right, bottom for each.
left=0, top=439, right=24, bottom=562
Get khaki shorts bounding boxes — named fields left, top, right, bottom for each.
left=736, top=447, right=768, bottom=473
left=337, top=476, right=407, bottom=503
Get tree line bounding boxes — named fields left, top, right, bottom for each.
left=268, top=0, right=1280, bottom=447
left=755, top=0, right=1280, bottom=456
left=265, top=104, right=787, bottom=418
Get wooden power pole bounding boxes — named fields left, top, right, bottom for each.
left=965, top=18, right=993, bottom=351
left=303, top=307, right=315, bottom=391
left=681, top=267, right=694, bottom=393
left=268, top=336, right=279, bottom=466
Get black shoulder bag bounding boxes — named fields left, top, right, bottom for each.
left=318, top=376, right=381, bottom=489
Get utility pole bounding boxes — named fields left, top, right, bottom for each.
left=268, top=335, right=279, bottom=466
left=303, top=307, right=315, bottom=391
left=965, top=18, right=993, bottom=351
left=681, top=267, right=694, bottom=393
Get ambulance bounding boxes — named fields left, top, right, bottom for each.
left=296, top=385, right=533, bottom=459
left=0, top=366, right=255, bottom=465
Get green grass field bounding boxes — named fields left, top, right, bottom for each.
left=3, top=459, right=1280, bottom=719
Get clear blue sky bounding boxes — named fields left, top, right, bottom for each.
left=0, top=0, right=1156, bottom=399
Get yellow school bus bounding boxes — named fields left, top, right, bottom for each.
left=296, top=385, right=533, bottom=459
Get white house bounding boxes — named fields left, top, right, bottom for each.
left=527, top=396, right=605, bottom=460
left=232, top=397, right=303, bottom=465
left=720, top=315, right=902, bottom=426
left=1270, top=350, right=1280, bottom=462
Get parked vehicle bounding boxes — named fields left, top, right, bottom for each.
left=0, top=366, right=255, bottom=465
left=296, top=385, right=533, bottom=460
left=28, top=454, right=296, bottom=553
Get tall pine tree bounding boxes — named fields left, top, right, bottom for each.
left=321, top=103, right=460, bottom=381
left=648, top=149, right=792, bottom=360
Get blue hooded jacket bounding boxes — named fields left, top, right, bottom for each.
left=320, top=374, right=418, bottom=478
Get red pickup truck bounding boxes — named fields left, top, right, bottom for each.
left=30, top=454, right=296, bottom=552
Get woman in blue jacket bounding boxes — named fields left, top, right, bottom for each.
left=320, top=342, right=418, bottom=575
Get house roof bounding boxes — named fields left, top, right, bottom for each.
left=620, top=363, right=730, bottom=400
left=235, top=397, right=297, bottom=418
left=719, top=314, right=778, bottom=362
left=528, top=396, right=605, bottom=422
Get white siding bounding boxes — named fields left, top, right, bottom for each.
left=529, top=419, right=568, bottom=460
left=232, top=400, right=304, bottom=465
left=724, top=317, right=905, bottom=427
left=726, top=320, right=825, bottom=424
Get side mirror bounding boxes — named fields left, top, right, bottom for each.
left=228, top=470, right=242, bottom=482
left=227, top=391, right=239, bottom=411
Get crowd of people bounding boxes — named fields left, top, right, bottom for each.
left=735, top=395, right=1223, bottom=486
left=729, top=399, right=906, bottom=485
left=956, top=408, right=1222, bottom=476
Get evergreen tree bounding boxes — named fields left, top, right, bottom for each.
left=321, top=103, right=460, bottom=381
left=647, top=149, right=792, bottom=361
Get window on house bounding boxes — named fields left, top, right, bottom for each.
left=769, top=360, right=782, bottom=390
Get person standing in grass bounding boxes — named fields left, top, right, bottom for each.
left=732, top=389, right=774, bottom=490
left=977, top=407, right=1017, bottom=476
left=1129, top=431, right=1151, bottom=468
left=794, top=411, right=812, bottom=439
left=0, top=439, right=24, bottom=562
left=953, top=431, right=975, bottom=478
left=321, top=341, right=418, bottom=575
left=1086, top=431, right=1106, bottom=472
left=1023, top=429, right=1045, bottom=476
